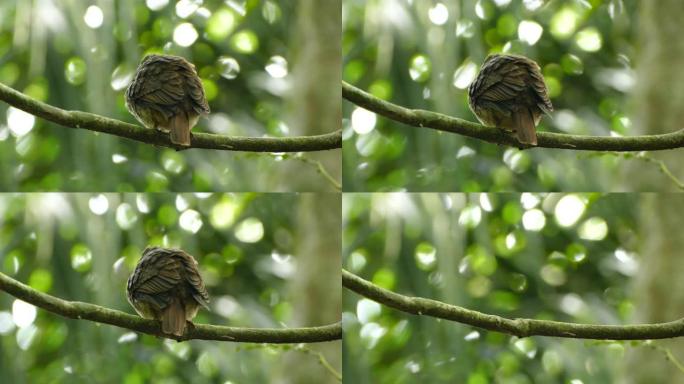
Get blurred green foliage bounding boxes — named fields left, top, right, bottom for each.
left=342, top=0, right=640, bottom=191
left=0, top=0, right=332, bottom=191
left=343, top=193, right=643, bottom=383
left=0, top=192, right=337, bottom=383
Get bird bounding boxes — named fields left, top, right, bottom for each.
left=126, top=246, right=210, bottom=337
left=467, top=53, right=553, bottom=146
left=125, top=54, right=210, bottom=147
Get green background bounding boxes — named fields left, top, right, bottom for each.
left=0, top=192, right=340, bottom=383
left=342, top=192, right=653, bottom=383
left=0, top=0, right=338, bottom=192
left=342, top=0, right=643, bottom=191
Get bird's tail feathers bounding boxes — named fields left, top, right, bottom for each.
left=515, top=109, right=538, bottom=146
left=162, top=297, right=186, bottom=336
left=169, top=113, right=191, bottom=147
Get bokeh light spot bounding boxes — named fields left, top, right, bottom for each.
left=173, top=23, right=198, bottom=47
left=409, top=54, right=431, bottom=82
left=428, top=3, right=449, bottom=25
left=235, top=217, right=264, bottom=243
left=207, top=8, right=236, bottom=41
left=217, top=56, right=240, bottom=79
left=210, top=197, right=238, bottom=229
left=351, top=107, right=377, bottom=135
left=12, top=300, right=36, bottom=328
left=576, top=27, right=602, bottom=52
left=0, top=312, right=15, bottom=334
left=554, top=194, right=586, bottom=227
left=230, top=30, right=259, bottom=54
left=522, top=0, right=544, bottom=11
left=522, top=209, right=546, bottom=231
left=110, top=65, right=134, bottom=91
left=88, top=194, right=109, bottom=215
left=64, top=57, right=87, bottom=85
left=265, top=56, right=288, bottom=78
left=578, top=217, right=608, bottom=241
left=518, top=20, right=543, bottom=45
left=179, top=209, right=203, bottom=234
left=550, top=7, right=578, bottom=39
left=357, top=298, right=381, bottom=324
left=452, top=60, right=477, bottom=89
left=70, top=244, right=93, bottom=272
left=83, top=5, right=104, bottom=29
left=116, top=203, right=138, bottom=230
left=415, top=242, right=437, bottom=270
left=459, top=205, right=482, bottom=228
left=146, top=0, right=169, bottom=11
left=7, top=107, right=35, bottom=137
left=175, top=0, right=200, bottom=18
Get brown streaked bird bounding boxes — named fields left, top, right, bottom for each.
left=468, top=53, right=553, bottom=146
left=125, top=54, right=210, bottom=147
left=126, top=246, right=209, bottom=337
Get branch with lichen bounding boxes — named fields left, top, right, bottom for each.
left=0, top=271, right=341, bottom=343
left=342, top=81, right=684, bottom=151
left=0, top=82, right=341, bottom=152
left=342, top=269, right=684, bottom=340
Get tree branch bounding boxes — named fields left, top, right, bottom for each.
left=0, top=271, right=341, bottom=343
left=244, top=344, right=343, bottom=381
left=634, top=152, right=684, bottom=190
left=0, top=82, right=341, bottom=152
left=293, top=154, right=342, bottom=191
left=342, top=269, right=684, bottom=340
left=342, top=81, right=684, bottom=151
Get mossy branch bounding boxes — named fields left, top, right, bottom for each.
left=342, top=269, right=684, bottom=340
left=0, top=271, right=341, bottom=343
left=342, top=81, right=684, bottom=151
left=0, top=82, right=341, bottom=152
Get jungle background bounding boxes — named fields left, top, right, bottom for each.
left=342, top=192, right=684, bottom=383
left=342, top=0, right=684, bottom=192
left=0, top=0, right=341, bottom=192
left=0, top=192, right=342, bottom=383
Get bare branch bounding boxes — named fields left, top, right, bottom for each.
left=0, top=271, right=341, bottom=343
left=342, top=81, right=684, bottom=151
left=342, top=269, right=684, bottom=340
left=633, top=153, right=684, bottom=190
left=243, top=344, right=343, bottom=381
left=293, top=154, right=342, bottom=191
left=0, top=82, right=341, bottom=152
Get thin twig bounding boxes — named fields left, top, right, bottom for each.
left=654, top=343, right=684, bottom=373
left=293, top=154, right=342, bottom=191
left=0, top=271, right=341, bottom=343
left=0, top=82, right=341, bottom=152
left=293, top=344, right=343, bottom=382
left=342, top=269, right=684, bottom=340
left=342, top=81, right=684, bottom=151
left=635, top=153, right=684, bottom=190
left=241, top=344, right=342, bottom=382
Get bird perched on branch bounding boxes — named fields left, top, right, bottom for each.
left=126, top=246, right=209, bottom=337
left=468, top=53, right=553, bottom=146
left=125, top=54, right=210, bottom=147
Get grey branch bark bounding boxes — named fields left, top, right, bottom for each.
left=342, top=269, right=684, bottom=340
left=0, top=271, right=341, bottom=343
left=342, top=81, right=684, bottom=151
left=0, top=82, right=341, bottom=152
